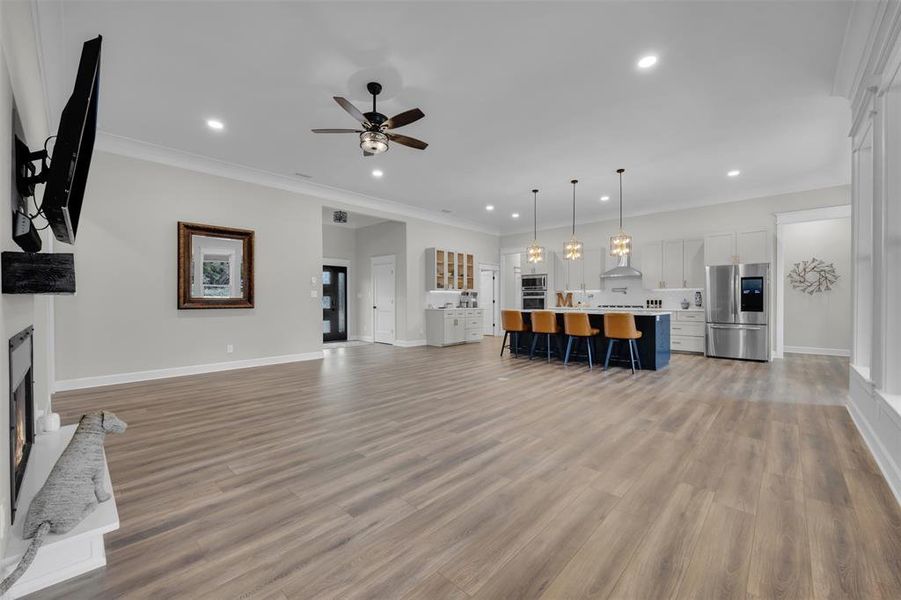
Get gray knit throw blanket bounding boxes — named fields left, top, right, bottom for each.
left=0, top=411, right=127, bottom=594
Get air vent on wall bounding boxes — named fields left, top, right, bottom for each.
left=332, top=210, right=348, bottom=224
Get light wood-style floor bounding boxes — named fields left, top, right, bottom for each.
left=35, top=340, right=901, bottom=599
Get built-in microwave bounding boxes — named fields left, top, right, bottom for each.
left=522, top=293, right=546, bottom=310
left=521, top=274, right=547, bottom=290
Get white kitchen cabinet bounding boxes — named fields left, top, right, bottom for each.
left=426, top=248, right=475, bottom=290
left=426, top=309, right=483, bottom=346
left=582, top=249, right=603, bottom=290
left=704, top=232, right=737, bottom=266
left=661, top=240, right=684, bottom=289
left=703, top=230, right=769, bottom=265
left=641, top=242, right=663, bottom=290
left=683, top=239, right=705, bottom=288
left=737, top=230, right=769, bottom=263
left=671, top=311, right=705, bottom=354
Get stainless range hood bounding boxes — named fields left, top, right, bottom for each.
left=601, top=253, right=642, bottom=279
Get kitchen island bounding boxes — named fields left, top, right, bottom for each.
left=515, top=308, right=671, bottom=370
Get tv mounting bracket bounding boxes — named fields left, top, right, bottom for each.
left=14, top=135, right=51, bottom=201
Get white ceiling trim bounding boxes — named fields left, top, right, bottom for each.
left=94, top=131, right=500, bottom=236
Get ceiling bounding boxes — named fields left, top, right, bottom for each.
left=38, top=1, right=852, bottom=234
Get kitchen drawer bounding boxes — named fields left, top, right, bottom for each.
left=465, top=330, right=483, bottom=342
left=465, top=318, right=481, bottom=329
left=444, top=310, right=463, bottom=319
left=465, top=309, right=481, bottom=318
left=671, top=322, right=705, bottom=337
left=671, top=335, right=705, bottom=353
left=676, top=311, right=704, bottom=322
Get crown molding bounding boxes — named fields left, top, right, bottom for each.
left=94, top=132, right=500, bottom=236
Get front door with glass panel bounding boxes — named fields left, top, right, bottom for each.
left=322, top=265, right=347, bottom=342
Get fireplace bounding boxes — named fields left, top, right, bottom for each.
left=9, top=326, right=34, bottom=523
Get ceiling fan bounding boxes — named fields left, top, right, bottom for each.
left=312, top=82, right=428, bottom=157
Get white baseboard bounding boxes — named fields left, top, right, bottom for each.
left=846, top=366, right=901, bottom=506
left=54, top=351, right=324, bottom=392
left=784, top=345, right=850, bottom=357
left=359, top=335, right=374, bottom=343
left=395, top=339, right=426, bottom=348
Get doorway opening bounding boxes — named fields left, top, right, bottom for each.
left=322, top=265, right=348, bottom=342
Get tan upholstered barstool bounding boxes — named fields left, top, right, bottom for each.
left=603, top=313, right=642, bottom=373
left=529, top=311, right=561, bottom=362
left=500, top=310, right=530, bottom=357
left=563, top=312, right=600, bottom=368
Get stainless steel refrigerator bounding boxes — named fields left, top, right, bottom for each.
left=705, top=263, right=769, bottom=361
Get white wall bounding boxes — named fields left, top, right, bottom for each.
left=354, top=220, right=406, bottom=342
left=783, top=218, right=851, bottom=354
left=54, top=152, right=324, bottom=383
left=0, top=0, right=55, bottom=554
left=322, top=223, right=356, bottom=261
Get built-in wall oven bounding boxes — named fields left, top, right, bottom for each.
left=521, top=274, right=547, bottom=310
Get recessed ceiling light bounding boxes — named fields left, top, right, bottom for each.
left=727, top=169, right=741, bottom=177
left=600, top=195, right=610, bottom=202
left=371, top=169, right=383, bottom=178
left=637, top=55, right=658, bottom=69
left=206, top=118, right=224, bottom=131
left=512, top=213, right=520, bottom=219
left=485, top=205, right=495, bottom=211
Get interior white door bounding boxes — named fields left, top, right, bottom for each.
left=371, top=257, right=396, bottom=344
left=480, top=268, right=498, bottom=335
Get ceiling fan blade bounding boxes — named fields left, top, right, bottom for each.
left=311, top=128, right=363, bottom=134
left=383, top=108, right=425, bottom=130
left=387, top=133, right=428, bottom=150
left=333, top=97, right=369, bottom=126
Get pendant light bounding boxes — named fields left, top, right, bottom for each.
left=609, top=168, right=632, bottom=257
left=526, top=189, right=545, bottom=264
left=563, top=179, right=583, bottom=261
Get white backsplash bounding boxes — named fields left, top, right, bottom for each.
left=562, top=286, right=704, bottom=310
left=425, top=290, right=462, bottom=308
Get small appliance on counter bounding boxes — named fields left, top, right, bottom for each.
left=460, top=290, right=479, bottom=308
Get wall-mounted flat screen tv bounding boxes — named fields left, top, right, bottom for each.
left=41, top=35, right=101, bottom=245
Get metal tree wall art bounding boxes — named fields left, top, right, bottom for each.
left=788, top=258, right=839, bottom=295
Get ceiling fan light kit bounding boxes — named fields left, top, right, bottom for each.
left=360, top=131, right=388, bottom=154
left=610, top=168, right=632, bottom=257
left=312, top=81, right=428, bottom=157
left=526, top=189, right=545, bottom=264
left=563, top=179, right=583, bottom=261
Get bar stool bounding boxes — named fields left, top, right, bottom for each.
left=563, top=312, right=600, bottom=368
left=529, top=311, right=561, bottom=362
left=603, top=313, right=642, bottom=374
left=500, top=310, right=530, bottom=357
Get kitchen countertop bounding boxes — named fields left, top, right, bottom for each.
left=521, top=307, right=673, bottom=316
left=425, top=307, right=484, bottom=311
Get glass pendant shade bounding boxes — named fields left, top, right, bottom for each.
left=563, top=179, right=582, bottom=261
left=359, top=131, right=388, bottom=154
left=564, top=237, right=583, bottom=260
left=609, top=231, right=632, bottom=256
left=527, top=241, right=545, bottom=264
left=609, top=168, right=631, bottom=257
left=525, top=189, right=544, bottom=264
